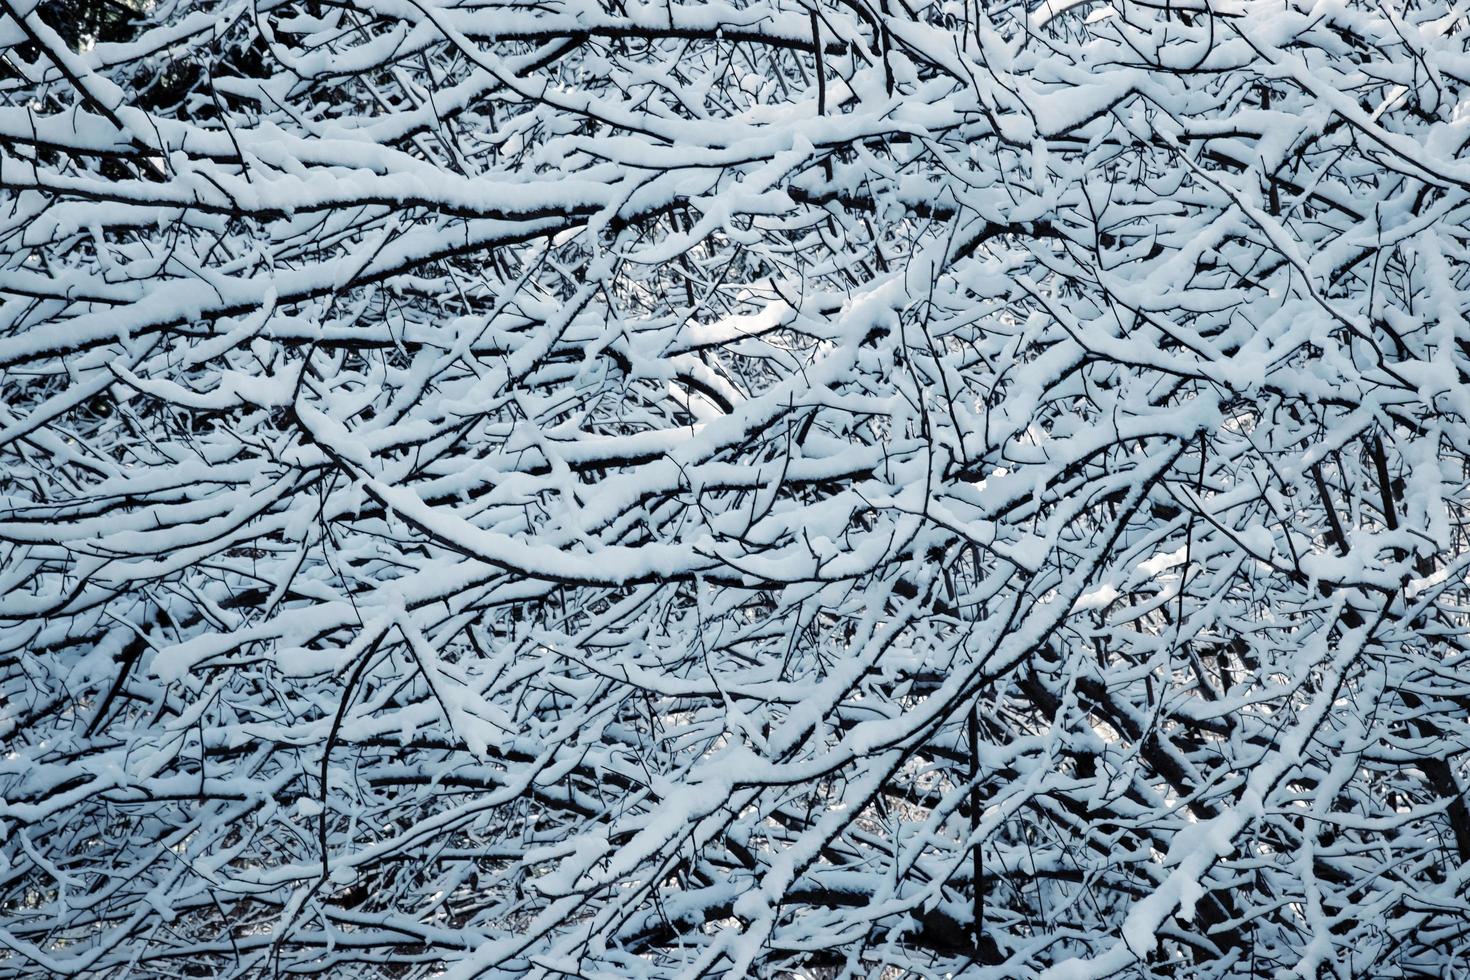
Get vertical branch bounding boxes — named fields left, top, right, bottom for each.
left=809, top=7, right=827, bottom=117
left=968, top=703, right=984, bottom=954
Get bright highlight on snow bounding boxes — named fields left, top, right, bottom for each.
left=1, top=0, right=1468, bottom=976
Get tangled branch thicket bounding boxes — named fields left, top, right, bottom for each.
left=3, top=0, right=1470, bottom=976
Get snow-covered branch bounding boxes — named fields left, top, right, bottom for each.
left=3, top=0, right=1470, bottom=976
